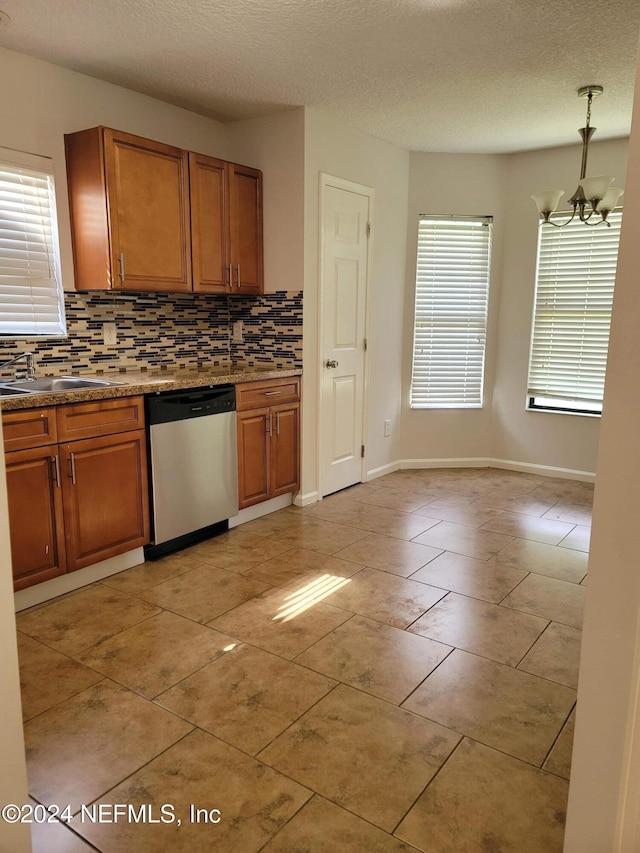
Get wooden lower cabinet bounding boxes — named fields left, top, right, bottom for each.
left=60, top=430, right=150, bottom=572
left=4, top=444, right=66, bottom=591
left=2, top=396, right=150, bottom=590
left=237, top=399, right=300, bottom=510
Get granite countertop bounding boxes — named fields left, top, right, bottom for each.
left=0, top=365, right=302, bottom=412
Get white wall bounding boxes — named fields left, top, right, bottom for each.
left=302, top=108, right=409, bottom=499
left=225, top=108, right=305, bottom=294
left=494, top=138, right=629, bottom=474
left=401, top=139, right=628, bottom=476
left=401, top=152, right=508, bottom=462
left=0, top=424, right=31, bottom=853
left=564, top=57, right=640, bottom=851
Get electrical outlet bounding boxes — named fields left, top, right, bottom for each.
left=233, top=320, right=244, bottom=343
left=103, top=323, right=117, bottom=346
left=384, top=419, right=392, bottom=437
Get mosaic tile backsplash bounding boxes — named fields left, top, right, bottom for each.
left=0, top=291, right=303, bottom=379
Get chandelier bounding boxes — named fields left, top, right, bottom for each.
left=531, top=85, right=624, bottom=227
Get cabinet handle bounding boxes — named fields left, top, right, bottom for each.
left=275, top=412, right=280, bottom=435
left=268, top=413, right=273, bottom=437
left=228, top=264, right=233, bottom=288
left=236, top=264, right=241, bottom=290
left=118, top=252, right=125, bottom=282
left=69, top=452, right=76, bottom=485
left=51, top=455, right=61, bottom=488
left=264, top=390, right=282, bottom=397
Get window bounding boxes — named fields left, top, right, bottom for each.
left=527, top=209, right=622, bottom=415
left=0, top=147, right=66, bottom=338
left=410, top=215, right=492, bottom=408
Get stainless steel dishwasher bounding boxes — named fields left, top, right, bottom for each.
left=145, top=384, right=238, bottom=559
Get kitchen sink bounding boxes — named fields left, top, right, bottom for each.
left=0, top=376, right=124, bottom=394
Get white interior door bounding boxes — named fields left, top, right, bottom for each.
left=319, top=179, right=370, bottom=497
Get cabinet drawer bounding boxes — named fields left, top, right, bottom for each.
left=2, top=408, right=58, bottom=452
left=56, top=396, right=145, bottom=441
left=236, top=377, right=300, bottom=411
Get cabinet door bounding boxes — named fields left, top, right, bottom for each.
left=227, top=163, right=263, bottom=295
left=270, top=403, right=300, bottom=497
left=5, top=445, right=66, bottom=591
left=189, top=152, right=229, bottom=293
left=60, top=430, right=150, bottom=572
left=103, top=128, right=191, bottom=292
left=237, top=408, right=270, bottom=509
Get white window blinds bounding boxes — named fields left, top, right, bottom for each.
left=410, top=216, right=492, bottom=408
left=527, top=210, right=622, bottom=411
left=0, top=149, right=66, bottom=337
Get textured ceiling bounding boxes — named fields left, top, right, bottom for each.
left=0, top=0, right=638, bottom=153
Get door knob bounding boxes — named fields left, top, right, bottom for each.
left=325, top=359, right=339, bottom=368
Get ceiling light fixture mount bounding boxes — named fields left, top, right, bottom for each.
left=532, top=85, right=624, bottom=227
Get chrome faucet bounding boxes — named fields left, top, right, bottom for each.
left=0, top=351, right=36, bottom=380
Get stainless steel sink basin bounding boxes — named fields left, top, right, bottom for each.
left=0, top=386, right=34, bottom=397
left=3, top=376, right=124, bottom=393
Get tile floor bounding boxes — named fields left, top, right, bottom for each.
left=16, top=467, right=591, bottom=852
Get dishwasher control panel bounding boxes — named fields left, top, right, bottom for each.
left=147, top=384, right=236, bottom=425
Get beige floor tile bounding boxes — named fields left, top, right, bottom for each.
left=395, top=738, right=568, bottom=853
left=519, top=623, right=582, bottom=688
left=335, top=532, right=442, bottom=577
left=319, top=567, right=447, bottom=629
left=402, top=649, right=575, bottom=765
left=543, top=503, right=593, bottom=525
left=530, top=481, right=595, bottom=507
left=559, top=524, right=591, bottom=552
left=261, top=796, right=418, bottom=852
left=408, top=593, right=547, bottom=666
left=413, top=497, right=502, bottom=528
left=208, top=585, right=351, bottom=659
left=157, top=644, right=336, bottom=754
left=100, top=552, right=204, bottom=594
left=259, top=684, right=460, bottom=832
left=76, top=611, right=237, bottom=698
left=544, top=709, right=576, bottom=779
left=24, top=679, right=192, bottom=813
left=297, top=615, right=452, bottom=704
left=30, top=806, right=95, bottom=852
left=502, top=573, right=585, bottom=628
left=235, top=508, right=301, bottom=536
left=286, top=497, right=370, bottom=524
left=475, top=491, right=558, bottom=517
left=345, top=506, right=440, bottom=540
left=241, top=547, right=364, bottom=588
left=266, top=517, right=369, bottom=554
left=480, top=511, right=575, bottom=545
left=75, top=728, right=311, bottom=853
left=413, top=521, right=514, bottom=561
left=137, top=563, right=270, bottom=623
left=185, top=528, right=292, bottom=572
left=409, top=550, right=527, bottom=603
left=17, top=632, right=103, bottom=721
left=490, top=537, right=588, bottom=583
left=353, top=487, right=435, bottom=513
left=17, top=585, right=160, bottom=656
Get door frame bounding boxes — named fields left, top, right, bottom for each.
left=317, top=173, right=374, bottom=499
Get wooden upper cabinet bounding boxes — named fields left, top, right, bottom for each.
left=189, top=152, right=228, bottom=293
left=66, top=126, right=262, bottom=295
left=66, top=127, right=191, bottom=292
left=228, top=163, right=263, bottom=295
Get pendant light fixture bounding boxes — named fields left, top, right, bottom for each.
left=531, top=86, right=624, bottom=227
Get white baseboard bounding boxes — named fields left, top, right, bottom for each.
left=398, top=457, right=490, bottom=470
left=366, top=461, right=400, bottom=481
left=392, top=456, right=595, bottom=482
left=14, top=548, right=145, bottom=612
left=229, top=494, right=293, bottom=527
left=488, top=458, right=595, bottom=483
left=293, top=490, right=320, bottom=507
